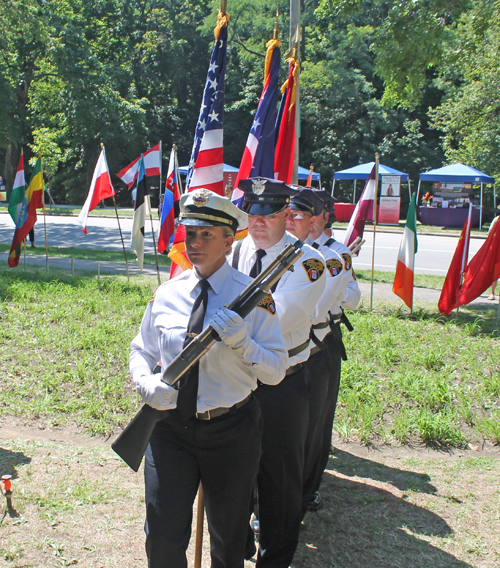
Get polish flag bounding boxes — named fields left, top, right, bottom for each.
left=117, top=142, right=162, bottom=189
left=78, top=147, right=115, bottom=234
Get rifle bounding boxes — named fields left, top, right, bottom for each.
left=112, top=240, right=304, bottom=471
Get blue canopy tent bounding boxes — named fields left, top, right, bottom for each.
left=333, top=162, right=410, bottom=203
left=178, top=163, right=321, bottom=186
left=418, top=163, right=495, bottom=228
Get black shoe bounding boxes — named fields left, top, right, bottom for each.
left=31, top=243, right=36, bottom=248
left=308, top=491, right=322, bottom=512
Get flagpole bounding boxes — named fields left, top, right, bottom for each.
left=174, top=144, right=184, bottom=195
left=369, top=153, right=380, bottom=310
left=23, top=239, right=26, bottom=271
left=148, top=199, right=162, bottom=286
left=103, top=142, right=130, bottom=282
left=40, top=155, right=49, bottom=273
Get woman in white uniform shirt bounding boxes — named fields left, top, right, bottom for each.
left=129, top=189, right=287, bottom=568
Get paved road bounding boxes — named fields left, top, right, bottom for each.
left=0, top=211, right=486, bottom=275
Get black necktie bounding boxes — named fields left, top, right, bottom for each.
left=249, top=249, right=267, bottom=278
left=176, top=279, right=210, bottom=418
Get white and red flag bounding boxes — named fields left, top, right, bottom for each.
left=117, top=142, right=162, bottom=189
left=77, top=147, right=114, bottom=234
left=392, top=193, right=418, bottom=309
left=343, top=164, right=377, bottom=248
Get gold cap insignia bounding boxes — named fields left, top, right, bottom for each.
left=192, top=188, right=211, bottom=207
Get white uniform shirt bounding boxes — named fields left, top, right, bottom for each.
left=230, top=232, right=326, bottom=367
left=316, top=232, right=361, bottom=311
left=305, top=237, right=352, bottom=344
left=129, top=261, right=288, bottom=412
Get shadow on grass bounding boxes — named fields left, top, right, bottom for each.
left=0, top=447, right=31, bottom=480
left=361, top=304, right=500, bottom=337
left=329, top=448, right=436, bottom=494
left=295, top=451, right=471, bottom=568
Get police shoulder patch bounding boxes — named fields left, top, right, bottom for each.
left=302, top=258, right=325, bottom=282
left=326, top=258, right=343, bottom=277
left=341, top=252, right=352, bottom=271
left=257, top=293, right=277, bottom=315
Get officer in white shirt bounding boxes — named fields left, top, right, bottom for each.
left=285, top=187, right=352, bottom=517
left=129, top=188, right=288, bottom=568
left=306, top=190, right=361, bottom=510
left=231, top=178, right=326, bottom=568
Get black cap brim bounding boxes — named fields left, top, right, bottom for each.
left=242, top=201, right=288, bottom=216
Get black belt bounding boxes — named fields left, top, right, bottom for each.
left=288, top=339, right=310, bottom=358
left=285, top=362, right=303, bottom=377
left=195, top=395, right=251, bottom=420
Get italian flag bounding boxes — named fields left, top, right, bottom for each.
left=393, top=193, right=418, bottom=309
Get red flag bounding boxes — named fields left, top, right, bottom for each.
left=77, top=147, right=114, bottom=234
left=453, top=216, right=500, bottom=309
left=274, top=57, right=298, bottom=184
left=438, top=205, right=472, bottom=315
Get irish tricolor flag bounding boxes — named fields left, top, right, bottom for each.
left=393, top=193, right=418, bottom=309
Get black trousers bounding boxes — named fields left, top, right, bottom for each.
left=144, top=397, right=262, bottom=568
left=313, top=331, right=342, bottom=494
left=253, top=365, right=309, bottom=568
left=302, top=347, right=333, bottom=516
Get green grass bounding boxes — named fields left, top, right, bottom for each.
left=0, top=243, right=171, bottom=266
left=0, top=270, right=156, bottom=434
left=355, top=269, right=446, bottom=290
left=0, top=270, right=499, bottom=447
left=337, top=306, right=500, bottom=447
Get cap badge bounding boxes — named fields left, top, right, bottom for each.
left=192, top=188, right=211, bottom=207
left=252, top=178, right=267, bottom=195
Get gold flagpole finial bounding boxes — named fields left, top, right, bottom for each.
left=273, top=6, right=279, bottom=40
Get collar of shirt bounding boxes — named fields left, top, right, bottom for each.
left=248, top=231, right=291, bottom=262
left=188, top=261, right=231, bottom=296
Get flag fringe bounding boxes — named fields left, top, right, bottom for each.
left=264, top=39, right=281, bottom=84
left=214, top=10, right=229, bottom=40
left=168, top=243, right=192, bottom=271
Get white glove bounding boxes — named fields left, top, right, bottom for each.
left=133, top=374, right=179, bottom=410
left=211, top=307, right=250, bottom=351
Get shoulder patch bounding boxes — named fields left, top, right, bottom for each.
left=341, top=253, right=352, bottom=271
left=257, top=293, right=277, bottom=315
left=302, top=258, right=325, bottom=282
left=327, top=258, right=343, bottom=277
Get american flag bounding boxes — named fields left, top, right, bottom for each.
left=232, top=40, right=281, bottom=206
left=186, top=25, right=227, bottom=195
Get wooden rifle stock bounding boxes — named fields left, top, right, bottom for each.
left=112, top=240, right=304, bottom=471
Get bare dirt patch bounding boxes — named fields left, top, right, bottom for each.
left=1, top=422, right=499, bottom=568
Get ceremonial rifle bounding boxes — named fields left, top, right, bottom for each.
left=112, top=240, right=304, bottom=471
